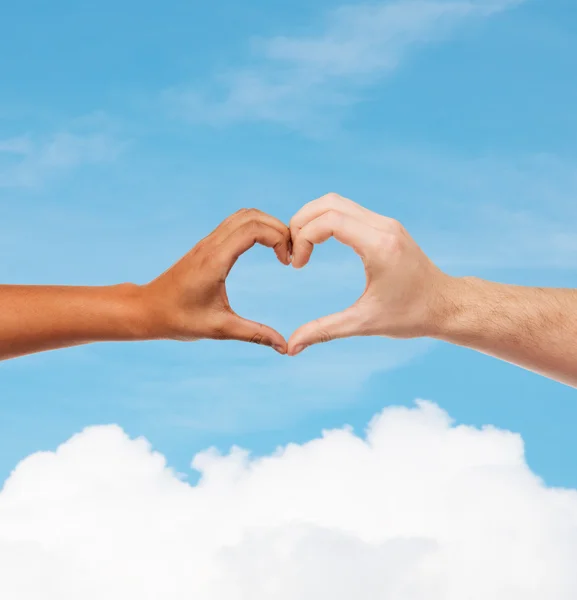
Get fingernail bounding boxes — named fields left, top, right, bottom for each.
left=293, top=344, right=306, bottom=355
left=273, top=344, right=287, bottom=355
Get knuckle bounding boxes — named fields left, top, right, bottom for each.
left=248, top=221, right=267, bottom=238
left=233, top=207, right=261, bottom=222
left=386, top=218, right=405, bottom=236
left=248, top=322, right=267, bottom=346
left=324, top=209, right=342, bottom=227
left=191, top=238, right=207, bottom=255
left=249, top=333, right=265, bottom=345
left=379, top=230, right=403, bottom=254
left=244, top=207, right=261, bottom=219
left=323, top=192, right=342, bottom=204
left=249, top=322, right=268, bottom=345
left=243, top=219, right=262, bottom=234
left=314, top=319, right=333, bottom=344
left=371, top=220, right=406, bottom=253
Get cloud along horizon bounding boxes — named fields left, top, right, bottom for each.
left=1, top=400, right=576, bottom=599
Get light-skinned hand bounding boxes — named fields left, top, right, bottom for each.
left=287, top=193, right=452, bottom=355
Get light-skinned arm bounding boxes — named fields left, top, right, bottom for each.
left=288, top=193, right=577, bottom=388
left=0, top=209, right=291, bottom=361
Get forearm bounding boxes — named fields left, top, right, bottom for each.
left=434, top=277, right=577, bottom=387
left=0, top=284, right=154, bottom=361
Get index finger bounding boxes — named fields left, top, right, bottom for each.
left=290, top=193, right=381, bottom=239
left=210, top=208, right=289, bottom=246
left=291, top=209, right=381, bottom=268
left=219, top=220, right=292, bottom=275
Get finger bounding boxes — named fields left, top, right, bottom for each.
left=291, top=209, right=382, bottom=269
left=290, top=193, right=389, bottom=244
left=223, top=314, right=287, bottom=354
left=220, top=221, right=292, bottom=273
left=287, top=305, right=363, bottom=356
left=210, top=209, right=290, bottom=256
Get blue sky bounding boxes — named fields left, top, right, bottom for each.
left=1, top=0, right=576, bottom=489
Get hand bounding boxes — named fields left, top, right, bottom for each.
left=287, top=193, right=453, bottom=355
left=142, top=209, right=291, bottom=354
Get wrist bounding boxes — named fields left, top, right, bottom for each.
left=108, top=283, right=165, bottom=342
left=133, top=281, right=194, bottom=342
left=428, top=275, right=484, bottom=341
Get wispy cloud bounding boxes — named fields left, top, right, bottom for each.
left=0, top=136, right=31, bottom=155
left=0, top=122, right=125, bottom=188
left=370, top=147, right=577, bottom=270
left=139, top=339, right=431, bottom=433
left=166, top=0, right=524, bottom=131
left=432, top=205, right=577, bottom=271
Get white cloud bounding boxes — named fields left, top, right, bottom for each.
left=167, top=0, right=524, bottom=130
left=1, top=400, right=577, bottom=598
left=371, top=147, right=577, bottom=269
left=0, top=130, right=124, bottom=188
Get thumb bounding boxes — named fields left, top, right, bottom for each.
left=224, top=314, right=288, bottom=355
left=287, top=305, right=362, bottom=356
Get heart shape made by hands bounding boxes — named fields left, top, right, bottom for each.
left=220, top=193, right=441, bottom=356
left=148, top=194, right=440, bottom=360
